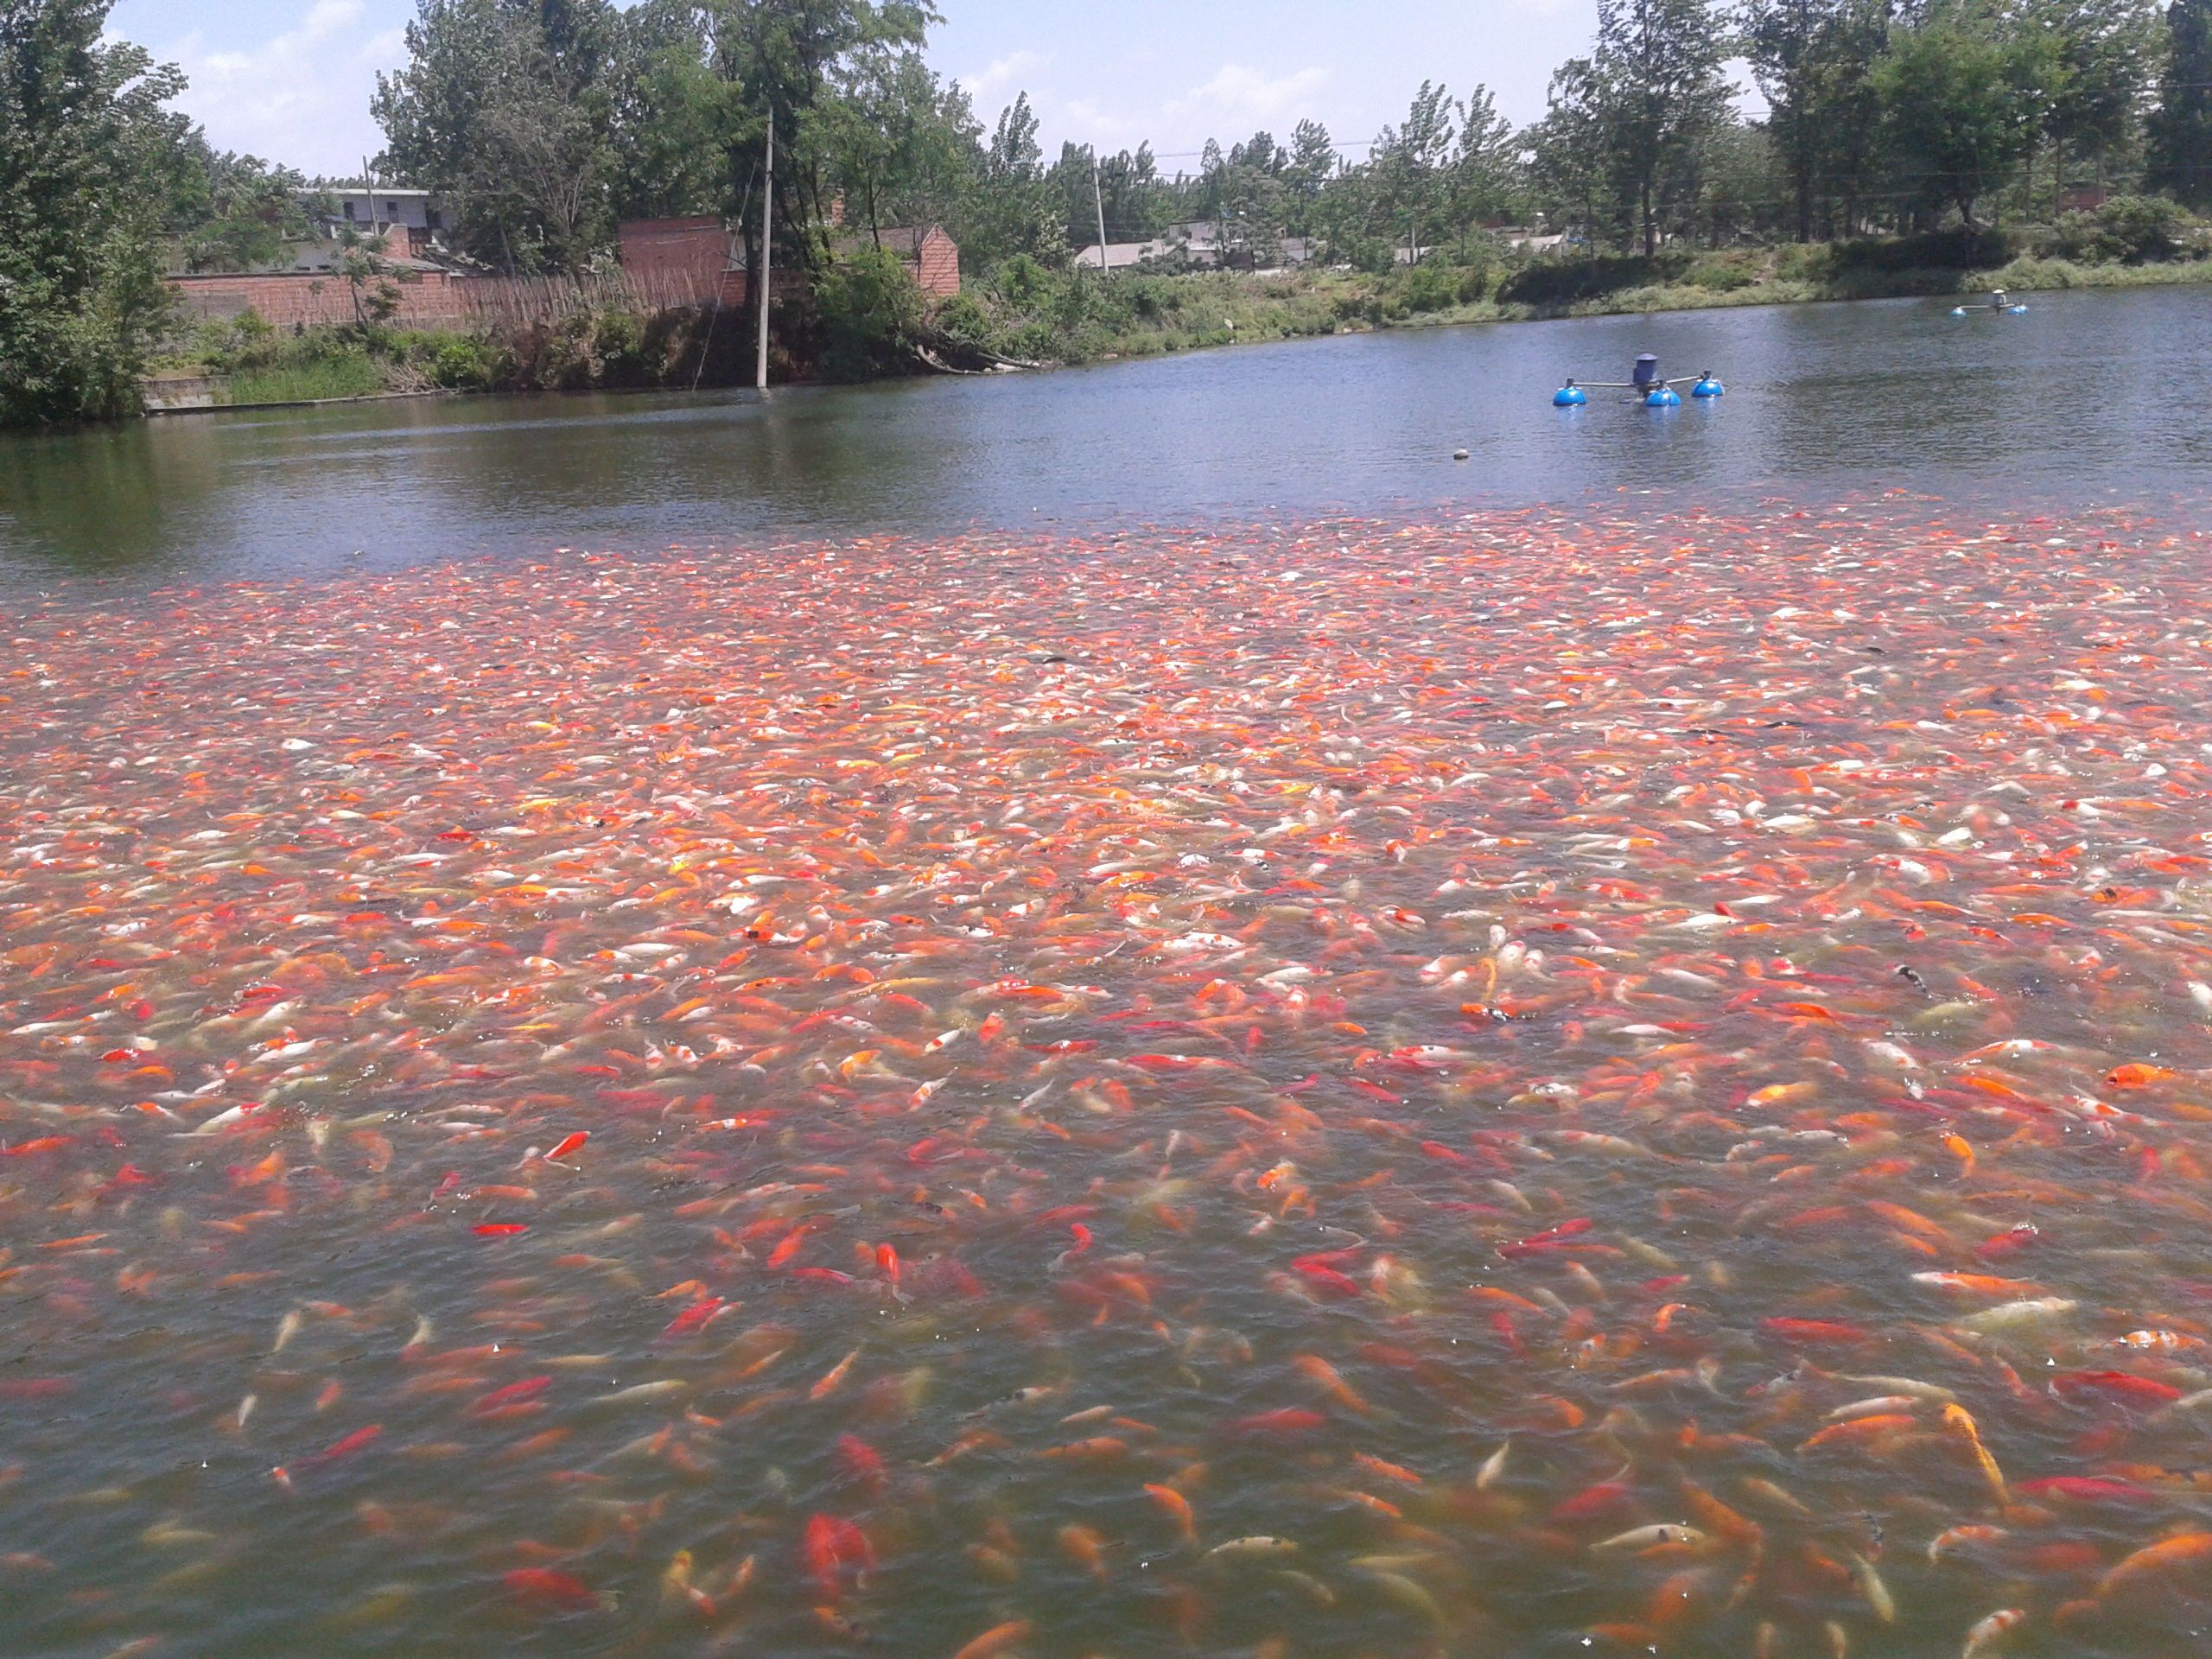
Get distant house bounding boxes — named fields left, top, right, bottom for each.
left=307, top=187, right=450, bottom=259
left=1077, top=227, right=1321, bottom=275
left=1073, top=240, right=1172, bottom=273
left=614, top=216, right=961, bottom=303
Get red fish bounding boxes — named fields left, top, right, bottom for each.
left=504, top=1568, right=601, bottom=1612
left=2048, top=1371, right=2183, bottom=1408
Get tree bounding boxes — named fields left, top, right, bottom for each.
left=173, top=143, right=325, bottom=272
left=2147, top=0, right=2212, bottom=206
left=331, top=226, right=404, bottom=330
left=827, top=48, right=980, bottom=243
left=1444, top=85, right=1522, bottom=252
left=1873, top=21, right=2050, bottom=226
left=0, top=0, right=193, bottom=424
left=605, top=1, right=724, bottom=219
left=1742, top=0, right=1890, bottom=239
left=2031, top=0, right=2161, bottom=211
left=1599, top=0, right=1734, bottom=255
left=1544, top=0, right=1733, bottom=254
left=1532, top=60, right=1616, bottom=250
left=1281, top=119, right=1338, bottom=234
left=1370, top=81, right=1457, bottom=262
left=680, top=0, right=938, bottom=312
left=958, top=92, right=1063, bottom=266
left=374, top=0, right=620, bottom=273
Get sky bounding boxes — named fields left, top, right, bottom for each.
left=108, top=0, right=1614, bottom=181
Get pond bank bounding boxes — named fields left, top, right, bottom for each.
left=138, top=247, right=2212, bottom=417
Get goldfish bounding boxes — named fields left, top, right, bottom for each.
left=7, top=497, right=2212, bottom=1657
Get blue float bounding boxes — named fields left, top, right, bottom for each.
left=1551, top=354, right=1721, bottom=408
left=1954, top=292, right=2030, bottom=316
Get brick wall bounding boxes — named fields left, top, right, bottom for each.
left=916, top=230, right=961, bottom=299
left=169, top=269, right=715, bottom=334
left=618, top=219, right=730, bottom=299
left=170, top=270, right=476, bottom=330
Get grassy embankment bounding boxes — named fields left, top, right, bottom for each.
left=156, top=304, right=744, bottom=408
left=159, top=213, right=2212, bottom=404
left=937, top=220, right=2212, bottom=369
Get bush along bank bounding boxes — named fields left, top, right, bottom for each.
left=154, top=200, right=2212, bottom=406
left=154, top=302, right=779, bottom=407
left=921, top=202, right=2212, bottom=370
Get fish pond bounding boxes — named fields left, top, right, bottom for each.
left=3, top=291, right=2212, bottom=1659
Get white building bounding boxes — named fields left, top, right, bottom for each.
left=311, top=187, right=448, bottom=237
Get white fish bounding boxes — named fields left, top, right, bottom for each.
left=1206, top=1536, right=1300, bottom=1560
left=1592, top=1523, right=1706, bottom=1551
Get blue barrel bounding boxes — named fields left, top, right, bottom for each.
left=1691, top=375, right=1724, bottom=399
left=1644, top=386, right=1681, bottom=408
left=1553, top=383, right=1587, bottom=407
left=1632, top=353, right=1662, bottom=391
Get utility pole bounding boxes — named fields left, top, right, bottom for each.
left=756, top=108, right=774, bottom=391
left=1092, top=155, right=1109, bottom=274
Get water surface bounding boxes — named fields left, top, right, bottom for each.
left=4, top=294, right=2212, bottom=1659
left=3, top=284, right=2209, bottom=588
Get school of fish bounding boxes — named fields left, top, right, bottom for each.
left=5, top=496, right=2212, bottom=1658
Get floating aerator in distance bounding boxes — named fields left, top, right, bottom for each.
left=1554, top=353, right=1720, bottom=409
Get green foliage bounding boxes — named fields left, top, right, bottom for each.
left=2148, top=0, right=2212, bottom=208
left=226, top=352, right=384, bottom=405
left=1384, top=262, right=1491, bottom=315
left=1541, top=0, right=1733, bottom=257
left=2050, top=192, right=2194, bottom=261
left=1741, top=0, right=1890, bottom=242
left=1827, top=225, right=2018, bottom=270
left=1872, top=23, right=2051, bottom=226
left=954, top=92, right=1065, bottom=270
left=813, top=243, right=926, bottom=378
left=1500, top=250, right=1694, bottom=304
left=1685, top=255, right=1758, bottom=289
left=0, top=0, right=193, bottom=424
left=173, top=144, right=326, bottom=272
left=374, top=0, right=621, bottom=274
left=429, top=334, right=499, bottom=389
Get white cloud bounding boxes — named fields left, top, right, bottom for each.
left=146, top=0, right=399, bottom=176
left=964, top=48, right=1050, bottom=111
left=1163, top=63, right=1332, bottom=130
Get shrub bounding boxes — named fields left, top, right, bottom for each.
left=1391, top=263, right=1465, bottom=315
left=2051, top=194, right=2193, bottom=264
left=990, top=254, right=1052, bottom=308
left=1829, top=226, right=2016, bottom=273
left=1500, top=251, right=1690, bottom=306
left=429, top=336, right=497, bottom=391
left=1770, top=243, right=1834, bottom=283
left=931, top=293, right=992, bottom=350
left=593, top=308, right=646, bottom=378
left=815, top=246, right=930, bottom=381
left=1686, top=257, right=1758, bottom=292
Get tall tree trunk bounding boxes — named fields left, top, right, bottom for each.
left=1642, top=179, right=1655, bottom=257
